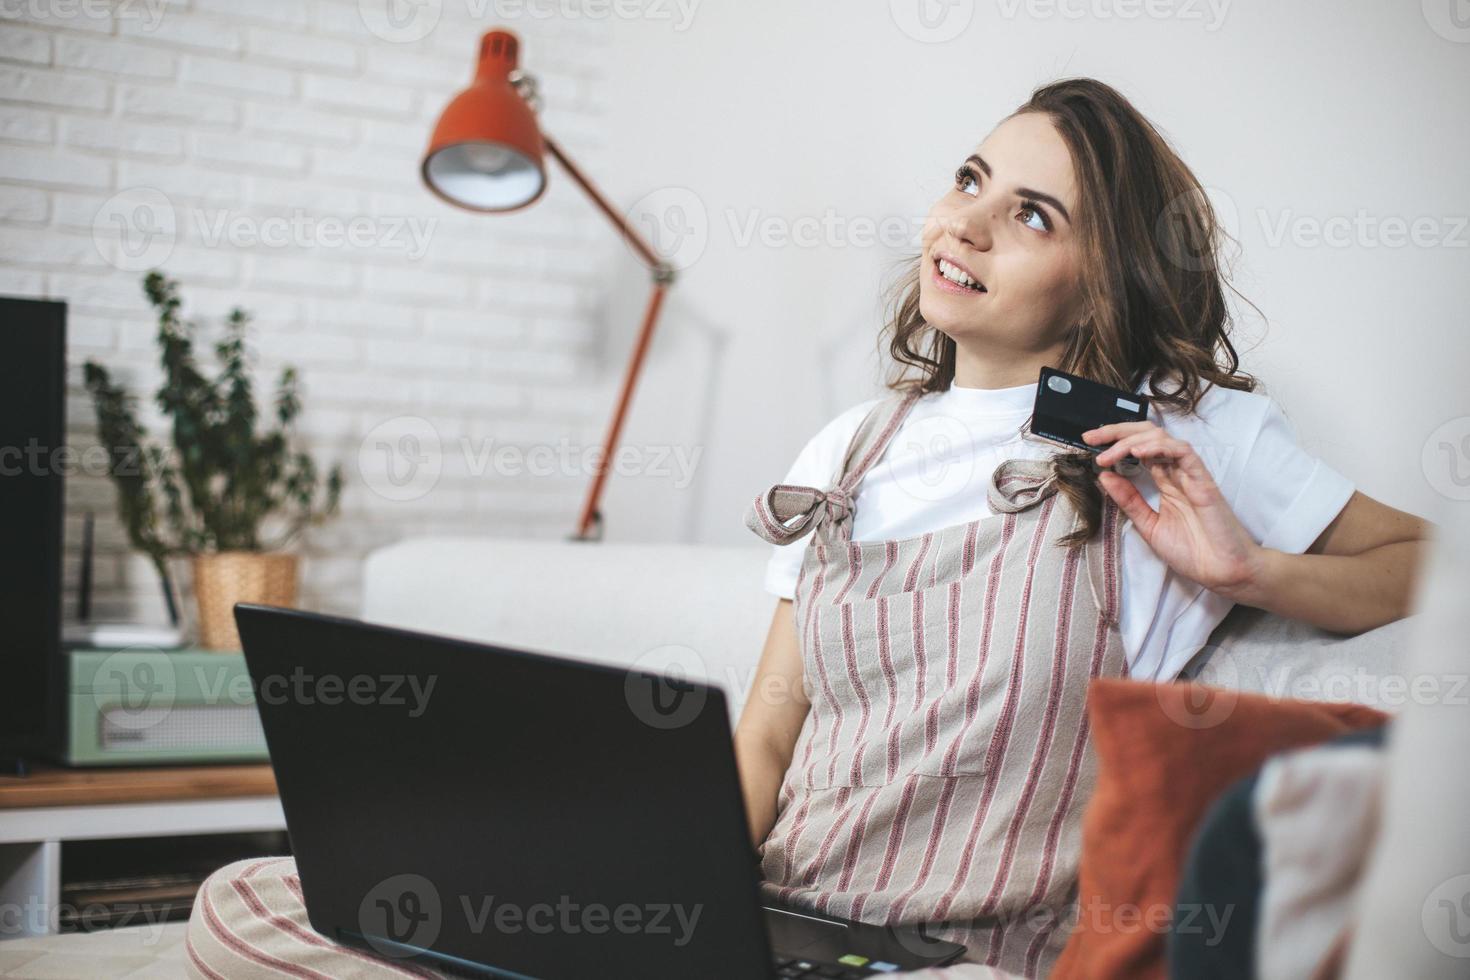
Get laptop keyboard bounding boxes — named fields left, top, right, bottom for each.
left=772, top=953, right=903, bottom=976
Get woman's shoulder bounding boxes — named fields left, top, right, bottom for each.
left=1149, top=376, right=1295, bottom=487
left=1149, top=373, right=1275, bottom=433
left=806, top=393, right=891, bottom=456
left=781, top=393, right=894, bottom=485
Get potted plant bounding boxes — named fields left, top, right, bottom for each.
left=83, top=270, right=343, bottom=651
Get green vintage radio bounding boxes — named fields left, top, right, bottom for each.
left=64, top=647, right=269, bottom=766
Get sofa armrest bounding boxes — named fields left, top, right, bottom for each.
left=1179, top=604, right=1417, bottom=711
left=361, top=537, right=776, bottom=726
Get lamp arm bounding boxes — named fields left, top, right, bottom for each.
left=536, top=132, right=678, bottom=539
left=570, top=278, right=670, bottom=541
left=542, top=134, right=676, bottom=284
left=536, top=132, right=678, bottom=540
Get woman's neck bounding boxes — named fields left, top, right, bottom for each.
left=951, top=343, right=1066, bottom=390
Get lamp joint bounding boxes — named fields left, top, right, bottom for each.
left=509, top=69, right=541, bottom=112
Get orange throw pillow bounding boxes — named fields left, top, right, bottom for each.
left=1049, top=677, right=1389, bottom=980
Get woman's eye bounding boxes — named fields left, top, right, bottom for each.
left=1019, top=202, right=1050, bottom=232
left=952, top=170, right=1052, bottom=233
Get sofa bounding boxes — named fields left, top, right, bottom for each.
left=0, top=537, right=1418, bottom=978
left=356, top=537, right=1416, bottom=718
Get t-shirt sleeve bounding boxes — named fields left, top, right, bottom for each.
left=1231, top=395, right=1356, bottom=555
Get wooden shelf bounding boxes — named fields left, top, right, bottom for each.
left=0, top=763, right=277, bottom=810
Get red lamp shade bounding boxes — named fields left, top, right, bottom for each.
left=421, top=30, right=547, bottom=212
left=419, top=28, right=675, bottom=540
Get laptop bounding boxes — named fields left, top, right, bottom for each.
left=234, top=603, right=966, bottom=979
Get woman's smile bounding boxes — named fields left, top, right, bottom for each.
left=929, top=254, right=990, bottom=296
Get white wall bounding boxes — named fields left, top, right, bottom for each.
left=598, top=0, right=1470, bottom=546
left=0, top=0, right=628, bottom=626
left=1, top=1, right=1467, bottom=629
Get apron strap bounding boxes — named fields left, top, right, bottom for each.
left=744, top=388, right=925, bottom=547
left=990, top=456, right=1124, bottom=628
left=833, top=388, right=926, bottom=492
left=1085, top=495, right=1124, bottom=629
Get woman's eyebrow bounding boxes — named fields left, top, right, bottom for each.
left=965, top=153, right=1072, bottom=225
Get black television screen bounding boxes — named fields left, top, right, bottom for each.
left=0, top=297, right=66, bottom=769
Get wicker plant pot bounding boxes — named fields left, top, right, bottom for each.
left=191, top=551, right=299, bottom=651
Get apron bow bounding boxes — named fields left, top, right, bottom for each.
left=744, top=483, right=856, bottom=547
left=746, top=458, right=1063, bottom=547
left=987, top=458, right=1062, bottom=514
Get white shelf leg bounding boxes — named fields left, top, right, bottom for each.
left=0, top=840, right=61, bottom=938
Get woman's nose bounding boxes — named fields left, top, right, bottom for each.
left=945, top=200, right=997, bottom=251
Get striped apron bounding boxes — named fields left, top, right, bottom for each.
left=744, top=388, right=1129, bottom=978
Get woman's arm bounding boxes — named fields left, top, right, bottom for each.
left=1084, top=423, right=1435, bottom=637
left=1218, top=490, right=1435, bottom=634
left=733, top=597, right=810, bottom=849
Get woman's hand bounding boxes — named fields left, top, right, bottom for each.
left=1082, top=421, right=1265, bottom=599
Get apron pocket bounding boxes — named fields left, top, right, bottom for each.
left=794, top=697, right=994, bottom=789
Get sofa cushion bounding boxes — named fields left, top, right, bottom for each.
left=1180, top=604, right=1415, bottom=711
left=1048, top=678, right=1389, bottom=980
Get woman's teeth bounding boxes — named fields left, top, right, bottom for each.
left=937, top=258, right=985, bottom=291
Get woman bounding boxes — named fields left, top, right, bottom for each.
left=735, top=77, right=1429, bottom=977
left=185, top=77, right=1428, bottom=980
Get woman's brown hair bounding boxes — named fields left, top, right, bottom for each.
left=880, top=76, right=1260, bottom=546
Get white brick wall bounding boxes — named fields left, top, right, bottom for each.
left=0, top=0, right=620, bottom=630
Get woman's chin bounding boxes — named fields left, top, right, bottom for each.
left=919, top=297, right=986, bottom=338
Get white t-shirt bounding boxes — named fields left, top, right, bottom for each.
left=760, top=377, right=1356, bottom=681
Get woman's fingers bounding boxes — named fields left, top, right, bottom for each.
left=1098, top=469, right=1158, bottom=533
left=1095, top=430, right=1183, bottom=467
left=1086, top=424, right=1217, bottom=494
left=1087, top=421, right=1166, bottom=464
left=1083, top=420, right=1155, bottom=445
left=1104, top=434, right=1218, bottom=501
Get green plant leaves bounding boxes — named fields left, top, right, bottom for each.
left=82, top=269, right=344, bottom=559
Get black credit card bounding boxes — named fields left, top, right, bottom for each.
left=1030, top=366, right=1149, bottom=456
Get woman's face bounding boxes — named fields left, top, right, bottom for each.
left=919, top=112, right=1086, bottom=359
